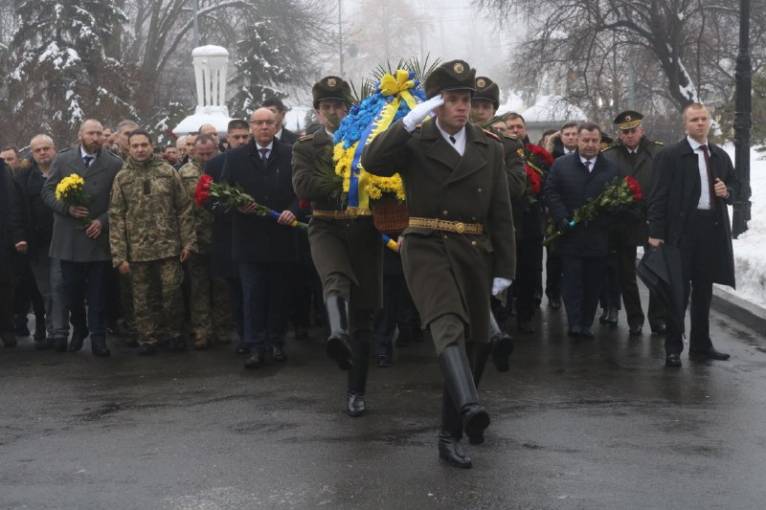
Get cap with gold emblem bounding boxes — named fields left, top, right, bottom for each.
left=473, top=76, right=499, bottom=110
left=312, top=75, right=352, bottom=109
left=424, top=59, right=476, bottom=99
left=614, top=110, right=644, bottom=131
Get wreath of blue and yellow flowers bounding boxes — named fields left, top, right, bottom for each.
left=332, top=69, right=426, bottom=213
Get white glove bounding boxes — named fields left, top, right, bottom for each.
left=492, top=277, right=512, bottom=297
left=402, top=95, right=445, bottom=132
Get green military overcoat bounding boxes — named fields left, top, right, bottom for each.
left=361, top=119, right=515, bottom=345
left=292, top=129, right=382, bottom=311
left=602, top=137, right=663, bottom=246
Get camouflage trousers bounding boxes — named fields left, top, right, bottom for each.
left=186, top=254, right=233, bottom=346
left=131, top=257, right=184, bottom=346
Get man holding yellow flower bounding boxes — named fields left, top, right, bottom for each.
left=41, top=119, right=123, bottom=356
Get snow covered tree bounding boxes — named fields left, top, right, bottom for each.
left=7, top=0, right=135, bottom=144
left=228, top=0, right=327, bottom=118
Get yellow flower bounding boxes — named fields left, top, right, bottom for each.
left=55, top=173, right=85, bottom=201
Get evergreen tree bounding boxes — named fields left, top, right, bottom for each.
left=8, top=0, right=134, bottom=143
left=228, top=0, right=324, bottom=118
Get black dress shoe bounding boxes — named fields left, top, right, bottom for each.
left=90, top=337, right=111, bottom=357
left=517, top=321, right=534, bottom=334
left=293, top=327, right=309, bottom=341
left=628, top=326, right=642, bottom=337
left=548, top=296, right=561, bottom=310
left=598, top=309, right=609, bottom=324
left=244, top=350, right=266, bottom=368
left=651, top=324, right=667, bottom=336
left=54, top=337, right=68, bottom=352
left=137, top=344, right=157, bottom=356
left=376, top=356, right=392, bottom=368
left=346, top=393, right=366, bottom=417
left=272, top=345, right=287, bottom=362
left=69, top=328, right=89, bottom=352
left=235, top=343, right=250, bottom=355
left=665, top=353, right=682, bottom=367
left=580, top=328, right=595, bottom=339
left=492, top=334, right=514, bottom=372
left=689, top=348, right=730, bottom=361
left=567, top=328, right=581, bottom=338
left=605, top=307, right=618, bottom=326
left=438, top=432, right=472, bottom=469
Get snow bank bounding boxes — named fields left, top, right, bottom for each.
left=721, top=145, right=766, bottom=309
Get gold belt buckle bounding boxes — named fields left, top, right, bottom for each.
left=455, top=222, right=465, bottom=234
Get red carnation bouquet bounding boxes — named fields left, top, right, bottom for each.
left=544, top=175, right=643, bottom=245
left=518, top=144, right=554, bottom=197
left=194, top=174, right=307, bottom=229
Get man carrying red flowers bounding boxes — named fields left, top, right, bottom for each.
left=543, top=123, right=618, bottom=338
left=505, top=113, right=554, bottom=334
left=602, top=111, right=666, bottom=337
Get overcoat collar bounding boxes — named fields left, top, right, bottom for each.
left=420, top=120, right=488, bottom=185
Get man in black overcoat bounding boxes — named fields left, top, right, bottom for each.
left=223, top=109, right=299, bottom=368
left=544, top=123, right=618, bottom=337
left=648, top=103, right=738, bottom=368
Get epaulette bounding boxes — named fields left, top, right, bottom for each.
left=652, top=140, right=664, bottom=146
left=58, top=147, right=73, bottom=154
left=297, top=133, right=315, bottom=143
left=482, top=129, right=501, bottom=142
left=601, top=144, right=617, bottom=153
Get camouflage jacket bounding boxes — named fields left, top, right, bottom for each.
left=178, top=159, right=213, bottom=254
left=109, top=156, right=197, bottom=266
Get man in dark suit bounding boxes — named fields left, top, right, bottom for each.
left=205, top=119, right=251, bottom=353
left=262, top=97, right=298, bottom=145
left=224, top=108, right=298, bottom=368
left=0, top=159, right=26, bottom=348
left=41, top=119, right=123, bottom=356
left=648, top=103, right=737, bottom=368
left=544, top=123, right=618, bottom=338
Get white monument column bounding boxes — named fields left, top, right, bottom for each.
left=173, top=45, right=232, bottom=135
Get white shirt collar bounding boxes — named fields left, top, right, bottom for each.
left=275, top=128, right=283, bottom=140
left=580, top=155, right=596, bottom=171
left=436, top=119, right=467, bottom=156
left=256, top=140, right=274, bottom=152
left=686, top=135, right=708, bottom=152
left=80, top=146, right=97, bottom=159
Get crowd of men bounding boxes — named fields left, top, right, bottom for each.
left=0, top=59, right=739, bottom=469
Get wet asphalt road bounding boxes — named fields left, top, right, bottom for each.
left=1, top=298, right=766, bottom=510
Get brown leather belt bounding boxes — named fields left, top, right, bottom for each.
left=312, top=209, right=371, bottom=220
left=408, top=217, right=483, bottom=235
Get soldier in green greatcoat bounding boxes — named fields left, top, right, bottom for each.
left=362, top=60, right=516, bottom=469
left=292, top=76, right=383, bottom=418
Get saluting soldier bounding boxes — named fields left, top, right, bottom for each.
left=602, top=111, right=666, bottom=336
left=469, top=75, right=522, bottom=371
left=362, top=60, right=516, bottom=469
left=291, top=76, right=383, bottom=418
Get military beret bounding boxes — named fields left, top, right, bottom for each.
left=424, top=59, right=476, bottom=99
left=474, top=76, right=499, bottom=110
left=312, top=76, right=352, bottom=109
left=614, top=110, right=643, bottom=130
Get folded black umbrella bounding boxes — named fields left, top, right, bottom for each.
left=638, top=244, right=685, bottom=334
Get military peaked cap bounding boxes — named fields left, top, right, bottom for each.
left=614, top=110, right=644, bottom=130
left=312, top=76, right=352, bottom=109
left=425, top=59, right=476, bottom=99
left=473, top=76, right=499, bottom=110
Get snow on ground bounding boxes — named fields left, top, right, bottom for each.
left=721, top=145, right=766, bottom=309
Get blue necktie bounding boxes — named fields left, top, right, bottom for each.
left=83, top=155, right=94, bottom=167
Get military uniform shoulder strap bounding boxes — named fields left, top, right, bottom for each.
left=297, top=133, right=315, bottom=143
left=482, top=128, right=501, bottom=142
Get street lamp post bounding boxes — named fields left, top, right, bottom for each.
left=338, top=0, right=344, bottom=75
left=733, top=0, right=752, bottom=238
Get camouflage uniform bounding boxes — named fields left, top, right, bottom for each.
left=178, top=159, right=217, bottom=348
left=109, top=156, right=197, bottom=346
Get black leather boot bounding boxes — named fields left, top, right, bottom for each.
left=346, top=330, right=371, bottom=417
left=325, top=295, right=352, bottom=370
left=467, top=342, right=494, bottom=445
left=54, top=336, right=68, bottom=352
left=439, top=344, right=490, bottom=441
left=489, top=313, right=513, bottom=372
left=438, top=389, right=471, bottom=469
left=90, top=336, right=111, bottom=357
